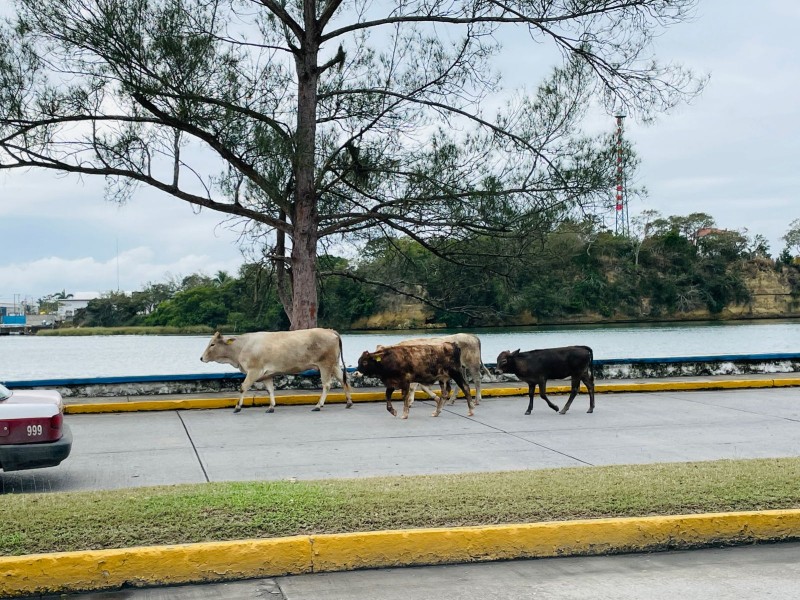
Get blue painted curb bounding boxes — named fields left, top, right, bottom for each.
left=593, top=353, right=800, bottom=365
left=3, top=353, right=800, bottom=389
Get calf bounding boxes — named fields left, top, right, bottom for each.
left=200, top=329, right=353, bottom=413
left=495, top=346, right=595, bottom=415
left=357, top=342, right=475, bottom=419
left=389, top=333, right=492, bottom=405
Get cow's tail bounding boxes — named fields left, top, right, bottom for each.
left=338, top=333, right=348, bottom=386
left=584, top=345, right=594, bottom=379
left=476, top=336, right=493, bottom=380
left=453, top=342, right=463, bottom=367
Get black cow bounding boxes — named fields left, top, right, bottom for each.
left=357, top=342, right=475, bottom=419
left=495, top=346, right=595, bottom=415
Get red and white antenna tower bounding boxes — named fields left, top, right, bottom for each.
left=614, top=114, right=629, bottom=236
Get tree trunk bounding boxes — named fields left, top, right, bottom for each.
left=289, top=2, right=320, bottom=331
left=290, top=203, right=319, bottom=329
left=274, top=210, right=293, bottom=325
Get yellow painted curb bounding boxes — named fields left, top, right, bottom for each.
left=311, top=509, right=800, bottom=571
left=0, top=536, right=312, bottom=598
left=63, top=378, right=800, bottom=414
left=772, top=378, right=800, bottom=388
left=65, top=391, right=406, bottom=414
left=2, top=510, right=800, bottom=597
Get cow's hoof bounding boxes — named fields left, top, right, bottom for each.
left=524, top=410, right=531, bottom=415
left=389, top=409, right=397, bottom=417
left=401, top=415, right=408, bottom=420
left=431, top=412, right=440, bottom=417
left=558, top=409, right=567, bottom=415
left=467, top=410, right=474, bottom=417
left=587, top=408, right=594, bottom=413
left=266, top=407, right=274, bottom=413
left=346, top=403, right=353, bottom=409
left=233, top=407, right=242, bottom=414
left=311, top=407, right=321, bottom=412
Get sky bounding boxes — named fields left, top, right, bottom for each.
left=1, top=0, right=799, bottom=306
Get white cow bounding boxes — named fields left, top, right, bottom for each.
left=200, top=329, right=353, bottom=413
left=381, top=333, right=492, bottom=405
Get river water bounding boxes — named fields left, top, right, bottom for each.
left=1, top=319, right=799, bottom=381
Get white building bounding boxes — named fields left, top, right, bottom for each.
left=0, top=302, right=18, bottom=316
left=56, top=292, right=102, bottom=320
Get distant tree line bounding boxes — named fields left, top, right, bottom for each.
left=69, top=213, right=800, bottom=331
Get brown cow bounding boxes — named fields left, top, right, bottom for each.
left=357, top=342, right=474, bottom=419
left=388, top=333, right=492, bottom=405
left=200, top=329, right=353, bottom=413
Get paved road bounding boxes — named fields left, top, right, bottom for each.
left=3, top=386, right=799, bottom=493
left=30, top=542, right=800, bottom=599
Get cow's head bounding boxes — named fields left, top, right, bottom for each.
left=200, top=331, right=237, bottom=363
left=494, top=349, right=520, bottom=375
left=356, top=350, right=383, bottom=375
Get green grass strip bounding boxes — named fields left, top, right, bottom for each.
left=3, top=457, right=800, bottom=556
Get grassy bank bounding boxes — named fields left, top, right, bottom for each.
left=3, top=457, right=800, bottom=556
left=36, top=326, right=214, bottom=336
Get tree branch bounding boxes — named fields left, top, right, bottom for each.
left=131, top=93, right=293, bottom=214
left=0, top=144, right=292, bottom=232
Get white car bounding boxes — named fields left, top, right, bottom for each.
left=0, top=382, right=72, bottom=471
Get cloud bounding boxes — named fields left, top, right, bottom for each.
left=0, top=246, right=244, bottom=303
left=1, top=166, right=248, bottom=303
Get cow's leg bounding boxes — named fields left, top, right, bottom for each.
left=312, top=381, right=331, bottom=411
left=438, top=380, right=451, bottom=407
left=329, top=363, right=353, bottom=409
left=472, top=367, right=482, bottom=405
left=538, top=378, right=560, bottom=412
left=407, top=382, right=417, bottom=406
left=234, top=370, right=259, bottom=413
left=385, top=387, right=397, bottom=417
left=451, top=370, right=474, bottom=417
left=312, top=366, right=333, bottom=411
left=583, top=371, right=595, bottom=413
left=416, top=383, right=440, bottom=402
left=432, top=392, right=447, bottom=417
left=446, top=377, right=458, bottom=405
left=264, top=377, right=277, bottom=413
left=525, top=382, right=536, bottom=415
left=409, top=382, right=433, bottom=406
left=401, top=385, right=413, bottom=420
left=559, top=376, right=580, bottom=415
left=432, top=380, right=450, bottom=417
left=341, top=366, right=354, bottom=409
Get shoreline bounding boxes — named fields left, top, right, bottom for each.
left=23, top=314, right=800, bottom=336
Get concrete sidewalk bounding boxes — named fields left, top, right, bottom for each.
left=4, top=375, right=800, bottom=598
left=61, top=371, right=800, bottom=413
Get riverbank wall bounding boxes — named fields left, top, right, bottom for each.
left=4, top=353, right=799, bottom=398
